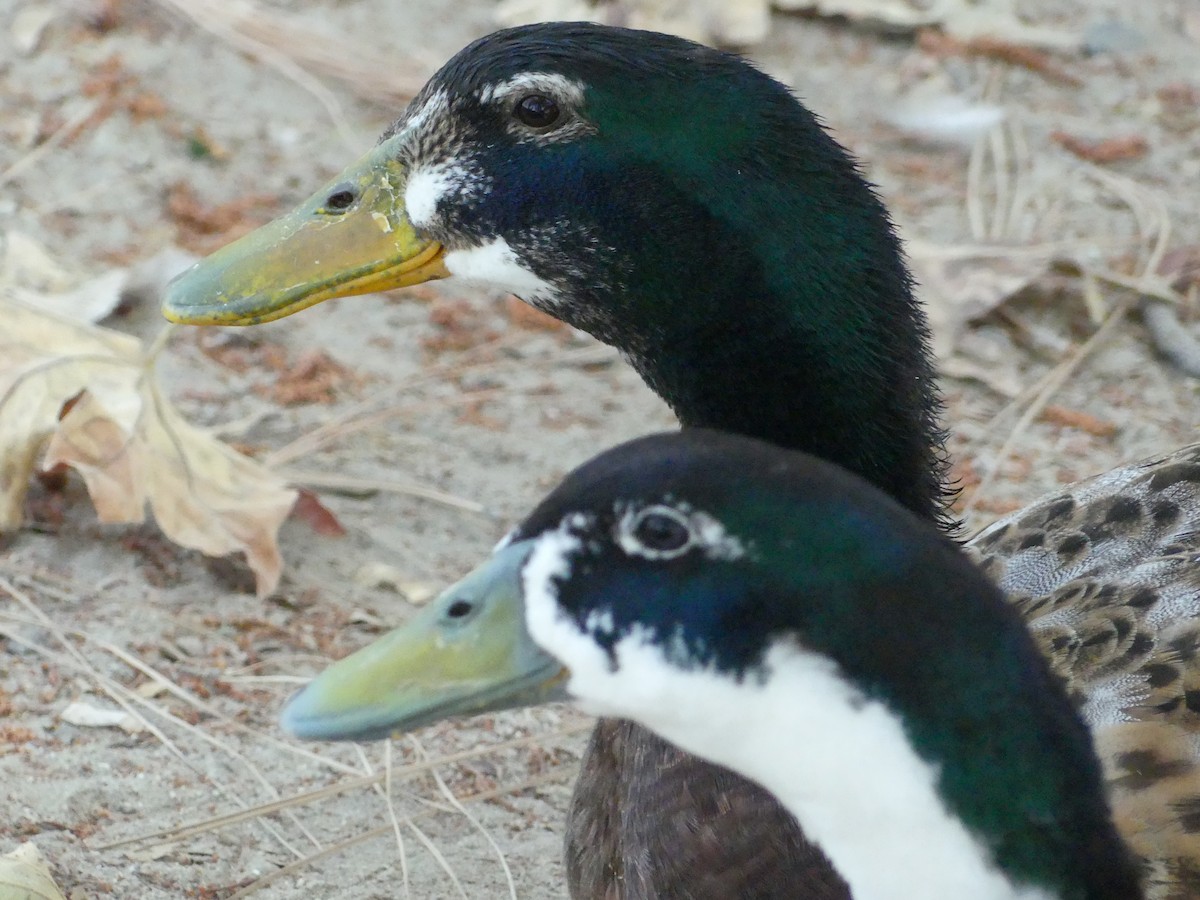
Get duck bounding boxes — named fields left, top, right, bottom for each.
left=280, top=429, right=1160, bottom=900
left=161, top=21, right=1200, bottom=900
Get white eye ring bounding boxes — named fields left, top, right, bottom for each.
left=618, top=505, right=695, bottom=560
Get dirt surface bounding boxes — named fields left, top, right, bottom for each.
left=1, top=1, right=1198, bottom=897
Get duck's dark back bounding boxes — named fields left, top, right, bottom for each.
left=567, top=720, right=850, bottom=899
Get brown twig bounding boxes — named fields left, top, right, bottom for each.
left=918, top=29, right=1082, bottom=86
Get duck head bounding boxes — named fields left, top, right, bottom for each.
left=283, top=429, right=1142, bottom=900
left=163, top=22, right=950, bottom=524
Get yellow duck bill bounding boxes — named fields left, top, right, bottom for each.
left=281, top=541, right=568, bottom=742
left=162, top=135, right=448, bottom=326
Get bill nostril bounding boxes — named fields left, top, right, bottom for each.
left=325, top=188, right=357, bottom=211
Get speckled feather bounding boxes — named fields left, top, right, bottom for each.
left=972, top=443, right=1200, bottom=900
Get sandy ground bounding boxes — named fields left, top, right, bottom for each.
left=1, top=0, right=1198, bottom=897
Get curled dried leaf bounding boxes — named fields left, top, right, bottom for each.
left=0, top=842, right=68, bottom=900
left=0, top=297, right=296, bottom=596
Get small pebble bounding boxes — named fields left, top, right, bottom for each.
left=1083, top=20, right=1146, bottom=55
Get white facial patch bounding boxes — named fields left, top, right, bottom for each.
left=521, top=519, right=620, bottom=715
left=556, top=633, right=1053, bottom=900
left=391, top=88, right=449, bottom=143
left=405, top=163, right=472, bottom=229
left=519, top=507, right=1053, bottom=899
left=404, top=167, right=448, bottom=228
left=443, top=237, right=559, bottom=304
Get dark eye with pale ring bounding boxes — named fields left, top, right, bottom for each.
left=631, top=510, right=692, bottom=553
left=515, top=94, right=560, bottom=129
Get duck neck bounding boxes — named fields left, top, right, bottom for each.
left=592, top=118, right=952, bottom=528
left=691, top=646, right=1054, bottom=900
left=724, top=531, right=1142, bottom=900
left=629, top=288, right=949, bottom=527
left=651, top=635, right=1142, bottom=900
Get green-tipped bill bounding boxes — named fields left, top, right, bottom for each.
left=282, top=541, right=567, bottom=741
left=162, top=134, right=448, bottom=326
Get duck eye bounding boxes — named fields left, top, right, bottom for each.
left=324, top=185, right=357, bottom=212
left=446, top=599, right=475, bottom=619
left=514, top=94, right=560, bottom=129
left=630, top=508, right=692, bottom=554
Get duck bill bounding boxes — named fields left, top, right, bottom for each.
left=161, top=135, right=448, bottom=326
left=281, top=541, right=568, bottom=741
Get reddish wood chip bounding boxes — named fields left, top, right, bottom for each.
left=918, top=30, right=1081, bottom=86
left=262, top=349, right=353, bottom=405
left=422, top=298, right=501, bottom=353
left=291, top=489, right=346, bottom=537
left=1157, top=244, right=1200, bottom=291
left=504, top=295, right=565, bottom=331
left=166, top=182, right=280, bottom=254
left=1039, top=404, right=1119, bottom=437
left=1051, top=132, right=1149, bottom=163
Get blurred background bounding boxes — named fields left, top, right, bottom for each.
left=1, top=0, right=1198, bottom=896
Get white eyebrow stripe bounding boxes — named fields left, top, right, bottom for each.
left=478, top=73, right=587, bottom=107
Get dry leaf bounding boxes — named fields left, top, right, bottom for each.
left=494, top=0, right=761, bottom=46
left=0, top=842, right=68, bottom=900
left=0, top=231, right=194, bottom=323
left=886, top=92, right=1006, bottom=146
left=422, top=298, right=501, bottom=354
left=0, top=231, right=77, bottom=295
left=0, top=297, right=297, bottom=596
left=352, top=562, right=435, bottom=603
left=496, top=0, right=1076, bottom=48
left=292, top=489, right=346, bottom=537
left=774, top=0, right=1078, bottom=49
left=59, top=700, right=145, bottom=733
left=10, top=5, right=57, bottom=56
left=906, top=240, right=1053, bottom=358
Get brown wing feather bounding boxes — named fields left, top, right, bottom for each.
left=565, top=719, right=849, bottom=899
